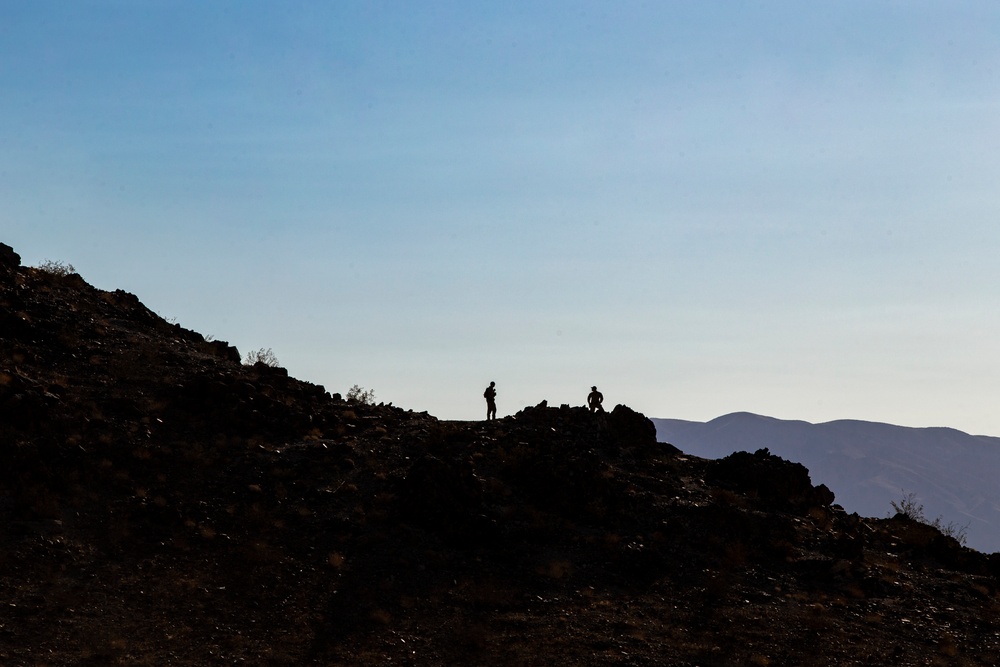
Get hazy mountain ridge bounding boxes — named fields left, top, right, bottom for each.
left=653, top=412, right=1000, bottom=552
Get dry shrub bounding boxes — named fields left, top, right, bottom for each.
left=346, top=384, right=375, bottom=404
left=243, top=347, right=279, bottom=366
left=37, top=259, right=76, bottom=276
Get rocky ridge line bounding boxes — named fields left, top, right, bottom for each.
left=3, top=242, right=1000, bottom=666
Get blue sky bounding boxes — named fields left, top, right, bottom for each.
left=5, top=2, right=1000, bottom=433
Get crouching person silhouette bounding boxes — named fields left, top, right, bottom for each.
left=588, top=385, right=605, bottom=413
left=484, top=381, right=497, bottom=420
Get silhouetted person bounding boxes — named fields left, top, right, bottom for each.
left=588, top=385, right=604, bottom=413
left=484, top=381, right=497, bottom=420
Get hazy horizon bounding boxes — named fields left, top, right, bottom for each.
left=654, top=411, right=1000, bottom=552
left=6, top=3, right=1000, bottom=434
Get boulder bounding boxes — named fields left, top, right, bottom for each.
left=706, top=448, right=835, bottom=511
left=0, top=243, right=21, bottom=281
left=0, top=242, right=19, bottom=265
left=607, top=404, right=657, bottom=447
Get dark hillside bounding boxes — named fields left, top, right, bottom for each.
left=653, top=413, right=1000, bottom=553
left=4, top=242, right=1000, bottom=665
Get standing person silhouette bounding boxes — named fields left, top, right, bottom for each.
left=588, top=385, right=605, bottom=413
left=484, top=381, right=497, bottom=420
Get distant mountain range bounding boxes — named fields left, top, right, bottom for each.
left=653, top=412, right=1000, bottom=553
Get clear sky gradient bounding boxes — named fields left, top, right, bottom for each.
left=5, top=2, right=1000, bottom=433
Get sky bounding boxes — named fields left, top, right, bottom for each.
left=5, top=2, right=1000, bottom=433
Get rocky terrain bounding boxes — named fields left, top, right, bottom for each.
left=654, top=413, right=1000, bottom=553
left=4, top=241, right=1000, bottom=666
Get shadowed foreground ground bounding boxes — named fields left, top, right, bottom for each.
left=3, top=242, right=1000, bottom=666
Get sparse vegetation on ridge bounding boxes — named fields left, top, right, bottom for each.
left=346, top=383, right=375, bottom=404
left=889, top=490, right=926, bottom=521
left=35, top=258, right=76, bottom=276
left=243, top=346, right=279, bottom=366
left=890, top=490, right=969, bottom=546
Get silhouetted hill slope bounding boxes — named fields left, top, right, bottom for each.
left=5, top=242, right=1000, bottom=665
left=653, top=412, right=1000, bottom=553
